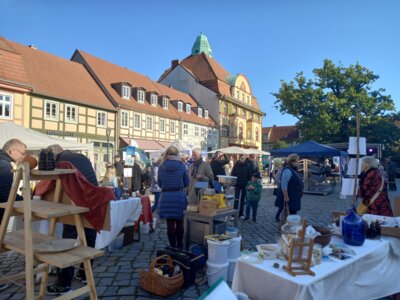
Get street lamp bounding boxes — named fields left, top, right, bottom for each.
left=106, top=127, right=112, bottom=163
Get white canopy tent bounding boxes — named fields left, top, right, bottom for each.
left=208, top=146, right=269, bottom=155
left=0, top=122, right=93, bottom=151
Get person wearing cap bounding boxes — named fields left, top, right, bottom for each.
left=244, top=173, right=263, bottom=222
left=275, top=154, right=303, bottom=220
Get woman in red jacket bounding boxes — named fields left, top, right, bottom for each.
left=358, top=156, right=393, bottom=216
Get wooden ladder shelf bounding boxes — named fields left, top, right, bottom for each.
left=0, top=162, right=103, bottom=299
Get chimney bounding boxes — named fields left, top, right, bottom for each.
left=29, top=44, right=37, bottom=49
left=171, top=59, right=179, bottom=68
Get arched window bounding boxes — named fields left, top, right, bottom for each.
left=247, top=129, right=251, bottom=139
left=255, top=127, right=259, bottom=141
left=221, top=125, right=229, bottom=138
left=223, top=102, right=228, bottom=114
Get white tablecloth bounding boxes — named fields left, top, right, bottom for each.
left=95, top=197, right=141, bottom=249
left=32, top=197, right=141, bottom=250
left=232, top=237, right=400, bottom=300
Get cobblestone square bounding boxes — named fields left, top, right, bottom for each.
left=0, top=181, right=398, bottom=299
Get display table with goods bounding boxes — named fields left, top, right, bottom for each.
left=184, top=176, right=239, bottom=247
left=232, top=212, right=400, bottom=300
left=34, top=197, right=142, bottom=249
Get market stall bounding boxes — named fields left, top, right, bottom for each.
left=232, top=237, right=400, bottom=300
left=270, top=141, right=347, bottom=195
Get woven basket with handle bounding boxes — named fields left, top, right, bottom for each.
left=140, top=254, right=184, bottom=297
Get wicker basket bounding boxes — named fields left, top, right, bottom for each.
left=140, top=255, right=184, bottom=297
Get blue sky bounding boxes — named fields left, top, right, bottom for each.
left=1, top=0, right=399, bottom=127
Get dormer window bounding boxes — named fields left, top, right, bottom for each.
left=186, top=104, right=191, bottom=114
left=204, top=110, right=209, bottom=119
left=198, top=107, right=202, bottom=117
left=162, top=98, right=169, bottom=109
left=122, top=85, right=131, bottom=99
left=137, top=90, right=145, bottom=103
left=178, top=101, right=183, bottom=112
left=150, top=94, right=158, bottom=106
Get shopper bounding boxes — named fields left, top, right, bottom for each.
left=244, top=173, right=262, bottom=222
left=231, top=154, right=252, bottom=218
left=187, top=149, right=214, bottom=206
left=210, top=151, right=229, bottom=181
left=275, top=154, right=303, bottom=219
left=101, top=165, right=118, bottom=187
left=150, top=157, right=162, bottom=213
left=384, top=157, right=397, bottom=191
left=158, top=146, right=189, bottom=249
left=246, top=154, right=259, bottom=176
left=358, top=156, right=393, bottom=216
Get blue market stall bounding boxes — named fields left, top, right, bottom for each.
left=270, top=141, right=348, bottom=195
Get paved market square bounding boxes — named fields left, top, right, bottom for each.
left=0, top=180, right=398, bottom=300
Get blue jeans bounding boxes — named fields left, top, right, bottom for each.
left=245, top=201, right=259, bottom=221
left=151, top=192, right=160, bottom=213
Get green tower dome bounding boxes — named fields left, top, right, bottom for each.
left=191, top=32, right=212, bottom=57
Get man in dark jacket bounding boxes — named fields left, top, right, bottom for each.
left=0, top=139, right=26, bottom=292
left=232, top=155, right=252, bottom=218
left=246, top=154, right=259, bottom=176
left=114, top=154, right=124, bottom=180
left=45, top=144, right=98, bottom=295
left=210, top=151, right=229, bottom=181
left=131, top=157, right=142, bottom=193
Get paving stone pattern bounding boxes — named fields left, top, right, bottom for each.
left=0, top=180, right=398, bottom=299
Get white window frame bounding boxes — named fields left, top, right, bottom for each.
left=204, top=110, right=209, bottom=119
left=121, top=110, right=129, bottom=128
left=198, top=107, right=202, bottom=117
left=183, top=123, right=189, bottom=135
left=162, top=98, right=169, bottom=109
left=44, top=100, right=59, bottom=121
left=186, top=104, right=191, bottom=114
left=178, top=101, right=183, bottom=112
left=201, top=127, right=206, bottom=137
left=0, top=93, right=13, bottom=120
left=146, top=116, right=153, bottom=131
left=137, top=90, right=145, bottom=103
left=160, top=118, right=165, bottom=133
left=122, top=85, right=131, bottom=99
left=170, top=120, right=176, bottom=134
left=194, top=126, right=199, bottom=136
left=150, top=94, right=158, bottom=106
left=134, top=113, right=141, bottom=129
left=64, top=104, right=78, bottom=124
left=96, top=110, right=107, bottom=127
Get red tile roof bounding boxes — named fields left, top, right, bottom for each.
left=263, top=125, right=299, bottom=143
left=0, top=37, right=30, bottom=86
left=160, top=52, right=262, bottom=112
left=0, top=36, right=115, bottom=111
left=75, top=50, right=216, bottom=127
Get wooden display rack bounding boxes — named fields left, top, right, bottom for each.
left=283, top=219, right=315, bottom=277
left=0, top=162, right=103, bottom=299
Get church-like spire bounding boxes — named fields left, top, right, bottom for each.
left=191, top=32, right=212, bottom=57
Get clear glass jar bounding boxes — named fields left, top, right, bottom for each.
left=280, top=215, right=302, bottom=258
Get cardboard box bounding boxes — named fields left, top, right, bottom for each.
left=381, top=196, right=400, bottom=238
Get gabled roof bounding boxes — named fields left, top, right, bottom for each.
left=263, top=125, right=299, bottom=143
left=0, top=37, right=30, bottom=86
left=74, top=50, right=216, bottom=127
left=0, top=36, right=115, bottom=111
left=159, top=52, right=262, bottom=112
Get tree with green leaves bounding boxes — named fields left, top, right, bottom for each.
left=273, top=60, right=396, bottom=144
left=272, top=140, right=289, bottom=150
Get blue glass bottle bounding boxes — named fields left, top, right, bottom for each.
left=342, top=206, right=365, bottom=246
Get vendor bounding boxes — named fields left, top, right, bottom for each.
left=210, top=151, right=229, bottom=181
left=275, top=154, right=303, bottom=217
left=358, top=156, right=393, bottom=217
left=45, top=144, right=98, bottom=296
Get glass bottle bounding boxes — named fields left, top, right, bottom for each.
left=342, top=206, right=365, bottom=246
left=280, top=215, right=302, bottom=257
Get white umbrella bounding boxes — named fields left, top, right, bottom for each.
left=208, top=146, right=250, bottom=155
left=246, top=148, right=270, bottom=155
